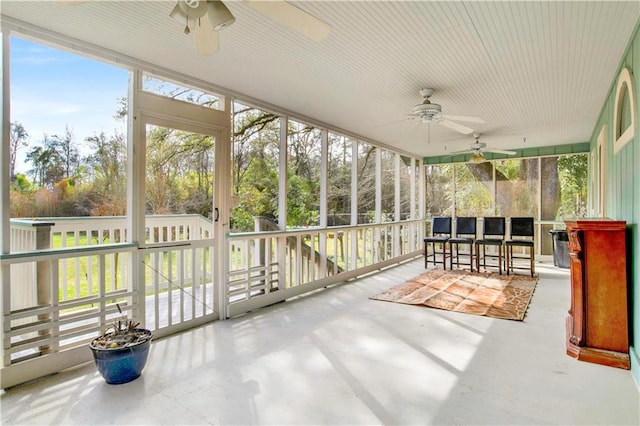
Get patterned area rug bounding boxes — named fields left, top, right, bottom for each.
left=370, top=269, right=538, bottom=321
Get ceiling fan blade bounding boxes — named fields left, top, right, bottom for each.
left=207, top=0, right=236, bottom=30
left=484, top=148, right=517, bottom=155
left=449, top=149, right=475, bottom=155
left=193, top=16, right=219, bottom=56
left=246, top=0, right=332, bottom=42
left=438, top=119, right=474, bottom=135
left=440, top=114, right=485, bottom=124
left=170, top=3, right=187, bottom=20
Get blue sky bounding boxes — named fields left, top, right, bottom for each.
left=10, top=36, right=128, bottom=172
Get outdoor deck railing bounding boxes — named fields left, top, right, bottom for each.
left=225, top=219, right=425, bottom=316
left=2, top=214, right=424, bottom=386
left=0, top=214, right=429, bottom=388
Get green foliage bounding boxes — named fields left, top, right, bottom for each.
left=327, top=134, right=353, bottom=225
left=287, top=120, right=321, bottom=227
left=83, top=131, right=127, bottom=216
left=357, top=143, right=376, bottom=223
left=231, top=103, right=281, bottom=231
left=425, top=164, right=453, bottom=217
left=144, top=125, right=214, bottom=217
left=286, top=173, right=320, bottom=227
left=426, top=155, right=587, bottom=220
left=557, top=154, right=588, bottom=217
left=454, top=163, right=493, bottom=216
left=11, top=173, right=34, bottom=193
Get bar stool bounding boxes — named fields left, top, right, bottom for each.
left=448, top=217, right=477, bottom=271
left=424, top=217, right=451, bottom=269
left=506, top=217, right=535, bottom=277
left=475, top=217, right=506, bottom=274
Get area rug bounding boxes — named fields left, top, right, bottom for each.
left=370, top=269, right=538, bottom=321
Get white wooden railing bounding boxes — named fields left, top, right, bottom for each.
left=226, top=219, right=425, bottom=317
left=1, top=215, right=216, bottom=388
left=1, top=214, right=426, bottom=388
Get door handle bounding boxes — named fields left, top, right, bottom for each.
left=214, top=208, right=220, bottom=222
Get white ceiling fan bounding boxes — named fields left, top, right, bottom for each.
left=170, top=0, right=332, bottom=56
left=410, top=88, right=484, bottom=135
left=451, top=133, right=516, bottom=163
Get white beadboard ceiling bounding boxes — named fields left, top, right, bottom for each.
left=1, top=1, right=639, bottom=157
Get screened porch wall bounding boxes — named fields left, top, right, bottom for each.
left=424, top=154, right=589, bottom=255
left=0, top=27, right=426, bottom=388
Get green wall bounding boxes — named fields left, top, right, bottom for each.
left=591, top=18, right=640, bottom=387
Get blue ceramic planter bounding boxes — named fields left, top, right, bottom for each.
left=90, top=329, right=152, bottom=384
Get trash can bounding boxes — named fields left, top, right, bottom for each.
left=549, top=229, right=570, bottom=268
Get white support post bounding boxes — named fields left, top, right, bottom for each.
left=350, top=140, right=358, bottom=269
left=409, top=158, right=417, bottom=250
left=279, top=116, right=288, bottom=231
left=537, top=157, right=543, bottom=256
left=418, top=160, right=426, bottom=248
left=0, top=31, right=10, bottom=369
left=127, top=69, right=146, bottom=326
left=215, top=97, right=232, bottom=319
left=374, top=148, right=381, bottom=262
left=319, top=129, right=328, bottom=276
left=393, top=153, right=401, bottom=257
left=0, top=24, right=9, bottom=253
left=492, top=161, right=497, bottom=215
left=452, top=164, right=457, bottom=217
left=277, top=116, right=288, bottom=288
left=375, top=148, right=381, bottom=223
left=418, top=160, right=425, bottom=220
left=394, top=153, right=401, bottom=222
left=320, top=129, right=328, bottom=227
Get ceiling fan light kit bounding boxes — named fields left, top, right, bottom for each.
left=449, top=133, right=517, bottom=163
left=409, top=88, right=483, bottom=135
left=412, top=102, right=442, bottom=121
left=468, top=152, right=487, bottom=164
left=172, top=0, right=235, bottom=30
left=170, top=0, right=234, bottom=56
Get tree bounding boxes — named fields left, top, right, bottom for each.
left=287, top=121, right=321, bottom=227
left=231, top=103, right=281, bottom=231
left=26, top=134, right=65, bottom=188
left=83, top=131, right=127, bottom=215
left=357, top=142, right=376, bottom=223
left=24, top=127, right=81, bottom=190
left=327, top=134, right=353, bottom=226
left=53, top=126, right=80, bottom=179
left=540, top=157, right=561, bottom=220
left=425, top=163, right=453, bottom=217
left=9, top=122, right=29, bottom=179
left=557, top=155, right=588, bottom=217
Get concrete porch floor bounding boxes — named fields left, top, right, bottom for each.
left=1, top=259, right=639, bottom=425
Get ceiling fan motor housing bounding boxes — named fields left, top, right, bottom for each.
left=413, top=102, right=442, bottom=121
left=179, top=0, right=208, bottom=18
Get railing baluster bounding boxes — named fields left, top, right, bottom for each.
left=152, top=251, right=160, bottom=329
left=179, top=249, right=185, bottom=323
left=191, top=247, right=197, bottom=320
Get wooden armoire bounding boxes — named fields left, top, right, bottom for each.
left=564, top=218, right=630, bottom=369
